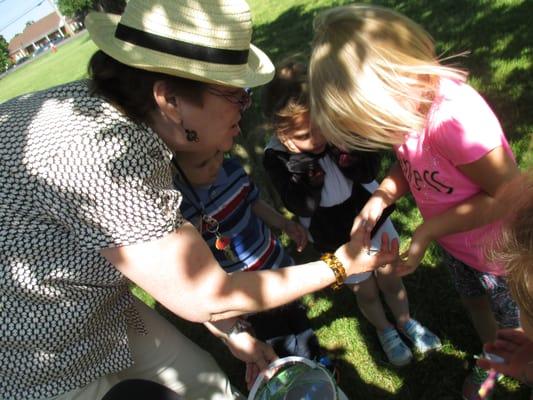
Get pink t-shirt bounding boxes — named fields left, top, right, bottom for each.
left=394, top=78, right=513, bottom=275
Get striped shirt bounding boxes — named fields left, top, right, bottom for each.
left=175, top=158, right=292, bottom=272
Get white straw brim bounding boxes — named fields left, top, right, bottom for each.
left=85, top=12, right=274, bottom=88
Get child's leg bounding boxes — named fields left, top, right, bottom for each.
left=376, top=264, right=442, bottom=353
left=449, top=257, right=500, bottom=344
left=351, top=277, right=413, bottom=366
left=350, top=276, right=393, bottom=332
left=361, top=215, right=407, bottom=330
left=460, top=296, right=499, bottom=343
left=450, top=258, right=519, bottom=400
left=484, top=274, right=519, bottom=330
left=375, top=264, right=410, bottom=327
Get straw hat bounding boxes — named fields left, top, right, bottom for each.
left=85, top=0, right=274, bottom=88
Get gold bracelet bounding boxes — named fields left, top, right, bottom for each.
left=320, top=253, right=347, bottom=290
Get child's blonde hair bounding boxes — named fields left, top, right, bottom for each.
left=492, top=171, right=533, bottom=324
left=309, top=4, right=467, bottom=151
left=261, top=58, right=309, bottom=139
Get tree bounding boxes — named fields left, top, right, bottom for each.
left=0, top=35, right=9, bottom=72
left=57, top=0, right=125, bottom=18
left=25, top=21, right=35, bottom=28
left=57, top=0, right=93, bottom=19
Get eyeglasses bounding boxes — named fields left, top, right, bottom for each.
left=207, top=87, right=253, bottom=112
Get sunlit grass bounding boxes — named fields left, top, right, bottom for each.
left=0, top=31, right=97, bottom=103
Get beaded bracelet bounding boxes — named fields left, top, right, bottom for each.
left=320, top=253, right=347, bottom=290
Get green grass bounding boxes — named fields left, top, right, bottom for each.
left=2, top=1, right=532, bottom=399
left=0, top=32, right=97, bottom=103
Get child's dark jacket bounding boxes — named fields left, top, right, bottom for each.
left=263, top=138, right=394, bottom=253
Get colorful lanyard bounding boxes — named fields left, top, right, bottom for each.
left=172, top=157, right=236, bottom=261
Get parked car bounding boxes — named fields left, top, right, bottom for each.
left=32, top=45, right=50, bottom=58
left=15, top=56, right=30, bottom=65
left=50, top=36, right=65, bottom=45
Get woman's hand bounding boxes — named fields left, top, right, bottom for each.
left=283, top=220, right=308, bottom=252
left=395, top=223, right=434, bottom=276
left=336, top=228, right=399, bottom=276
left=225, top=331, right=278, bottom=389
left=477, top=328, right=533, bottom=383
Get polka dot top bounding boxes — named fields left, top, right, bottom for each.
left=0, top=80, right=184, bottom=399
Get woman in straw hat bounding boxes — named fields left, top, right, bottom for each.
left=0, top=1, right=398, bottom=399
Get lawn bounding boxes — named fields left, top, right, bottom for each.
left=2, top=1, right=532, bottom=399
left=0, top=32, right=97, bottom=103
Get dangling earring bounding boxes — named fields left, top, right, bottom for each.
left=185, top=128, right=199, bottom=142
left=181, top=119, right=199, bottom=142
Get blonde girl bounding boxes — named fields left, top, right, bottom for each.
left=262, top=59, right=441, bottom=367
left=309, top=4, right=520, bottom=399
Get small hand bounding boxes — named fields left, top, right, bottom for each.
left=395, top=224, right=432, bottom=277
left=351, top=194, right=388, bottom=249
left=477, top=328, right=533, bottom=383
left=225, top=331, right=278, bottom=389
left=284, top=220, right=308, bottom=252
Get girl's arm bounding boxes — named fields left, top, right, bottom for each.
left=422, top=146, right=517, bottom=236
left=251, top=199, right=308, bottom=252
left=398, top=146, right=518, bottom=275
left=352, top=161, right=410, bottom=235
left=101, top=221, right=398, bottom=323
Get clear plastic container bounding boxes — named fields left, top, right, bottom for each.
left=248, top=356, right=338, bottom=400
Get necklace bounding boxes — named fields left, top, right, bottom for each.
left=172, top=157, right=236, bottom=261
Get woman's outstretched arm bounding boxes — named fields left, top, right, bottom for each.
left=101, top=221, right=398, bottom=323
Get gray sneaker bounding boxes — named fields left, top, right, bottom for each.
left=377, top=327, right=413, bottom=366
left=401, top=319, right=442, bottom=354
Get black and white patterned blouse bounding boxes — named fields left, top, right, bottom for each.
left=0, top=81, right=184, bottom=399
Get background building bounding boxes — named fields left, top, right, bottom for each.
left=8, top=12, right=82, bottom=63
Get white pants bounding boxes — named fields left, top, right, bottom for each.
left=48, top=299, right=238, bottom=400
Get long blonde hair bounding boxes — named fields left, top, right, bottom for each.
left=309, top=4, right=466, bottom=151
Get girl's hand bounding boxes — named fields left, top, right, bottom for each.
left=351, top=193, right=388, bottom=248
left=477, top=328, right=533, bottom=384
left=395, top=223, right=433, bottom=276
left=336, top=229, right=399, bottom=276
left=225, top=331, right=278, bottom=389
left=284, top=220, right=308, bottom=252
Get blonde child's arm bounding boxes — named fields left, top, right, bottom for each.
left=397, top=146, right=518, bottom=275
left=351, top=162, right=410, bottom=248
left=252, top=199, right=308, bottom=252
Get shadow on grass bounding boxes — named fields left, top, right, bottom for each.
left=293, top=245, right=528, bottom=399
left=157, top=256, right=528, bottom=399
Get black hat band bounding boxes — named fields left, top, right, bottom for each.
left=115, top=23, right=249, bottom=65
